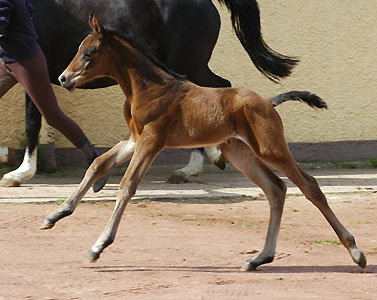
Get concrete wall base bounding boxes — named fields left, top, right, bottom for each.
left=49, top=140, right=377, bottom=168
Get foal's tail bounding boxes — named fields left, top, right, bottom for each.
left=270, top=91, right=328, bottom=109
left=217, top=0, right=299, bottom=82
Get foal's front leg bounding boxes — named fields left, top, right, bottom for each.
left=88, top=138, right=163, bottom=262
left=40, top=139, right=135, bottom=230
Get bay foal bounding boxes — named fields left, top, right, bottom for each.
left=41, top=15, right=366, bottom=270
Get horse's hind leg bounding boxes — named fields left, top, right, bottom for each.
left=167, top=148, right=204, bottom=183
left=220, top=138, right=287, bottom=271
left=167, top=146, right=227, bottom=183
left=41, top=139, right=136, bottom=230
left=256, top=135, right=366, bottom=267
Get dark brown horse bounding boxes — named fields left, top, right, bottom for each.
left=1, top=0, right=298, bottom=187
left=41, top=15, right=366, bottom=271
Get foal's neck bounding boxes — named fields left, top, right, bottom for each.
left=109, top=35, right=175, bottom=100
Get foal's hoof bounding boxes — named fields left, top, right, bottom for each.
left=40, top=219, right=55, bottom=230
left=92, top=174, right=108, bottom=193
left=240, top=260, right=258, bottom=272
left=167, top=173, right=189, bottom=184
left=88, top=251, right=100, bottom=263
left=355, top=251, right=367, bottom=268
left=214, top=154, right=227, bottom=170
left=0, top=177, right=21, bottom=187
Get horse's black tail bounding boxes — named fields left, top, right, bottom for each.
left=217, top=0, right=299, bottom=82
left=270, top=91, right=328, bottom=109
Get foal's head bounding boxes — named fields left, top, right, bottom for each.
left=59, top=14, right=110, bottom=90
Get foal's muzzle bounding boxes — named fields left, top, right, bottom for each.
left=58, top=72, right=76, bottom=91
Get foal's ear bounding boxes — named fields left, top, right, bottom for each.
left=89, top=13, right=107, bottom=37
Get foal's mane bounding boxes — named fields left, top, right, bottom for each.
left=106, top=30, right=186, bottom=81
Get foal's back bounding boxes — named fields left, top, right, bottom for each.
left=163, top=81, right=276, bottom=148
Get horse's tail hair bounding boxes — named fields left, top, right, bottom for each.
left=217, top=0, right=299, bottom=82
left=270, top=91, right=328, bottom=109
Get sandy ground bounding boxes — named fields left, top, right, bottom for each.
left=0, top=165, right=376, bottom=299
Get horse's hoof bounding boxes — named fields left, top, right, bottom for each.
left=0, top=177, right=21, bottom=187
left=40, top=219, right=55, bottom=230
left=88, top=251, right=100, bottom=263
left=214, top=154, right=226, bottom=170
left=240, top=260, right=257, bottom=272
left=167, top=173, right=189, bottom=184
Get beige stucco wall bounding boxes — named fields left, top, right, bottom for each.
left=1, top=0, right=376, bottom=149
left=211, top=0, right=377, bottom=143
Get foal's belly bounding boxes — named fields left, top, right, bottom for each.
left=165, top=121, right=233, bottom=148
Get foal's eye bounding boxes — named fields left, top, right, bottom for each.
left=83, top=48, right=96, bottom=59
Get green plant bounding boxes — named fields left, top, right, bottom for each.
left=350, top=220, right=372, bottom=225
left=313, top=239, right=341, bottom=246
left=369, top=159, right=377, bottom=168
left=337, top=163, right=357, bottom=169
left=56, top=198, right=65, bottom=205
left=238, top=222, right=257, bottom=228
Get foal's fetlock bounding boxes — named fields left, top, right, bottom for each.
left=40, top=207, right=74, bottom=229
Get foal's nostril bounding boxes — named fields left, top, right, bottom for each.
left=59, top=75, right=67, bottom=84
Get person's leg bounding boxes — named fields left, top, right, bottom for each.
left=0, top=61, right=18, bottom=99
left=0, top=63, right=18, bottom=167
left=6, top=50, right=107, bottom=191
left=6, top=50, right=92, bottom=151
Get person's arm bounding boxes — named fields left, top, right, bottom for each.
left=0, top=0, right=14, bottom=37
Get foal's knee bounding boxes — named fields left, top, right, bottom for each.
left=86, top=156, right=107, bottom=177
left=267, top=177, right=286, bottom=210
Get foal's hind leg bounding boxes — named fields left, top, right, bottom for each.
left=41, top=139, right=135, bottom=230
left=220, top=138, right=287, bottom=271
left=257, top=139, right=366, bottom=268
